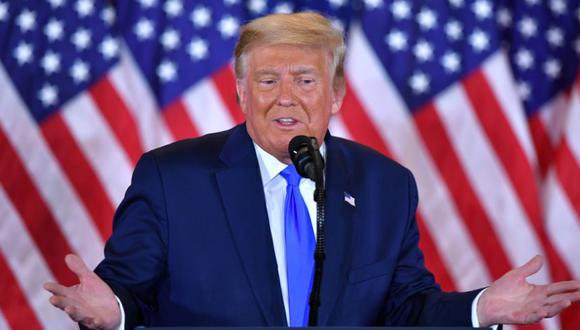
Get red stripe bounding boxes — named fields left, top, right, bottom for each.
left=416, top=213, right=456, bottom=292
left=40, top=113, right=114, bottom=241
left=413, top=103, right=512, bottom=279
left=339, top=79, right=392, bottom=158
left=0, top=253, right=43, bottom=330
left=89, top=76, right=144, bottom=165
left=464, top=70, right=580, bottom=329
left=0, top=128, right=75, bottom=286
left=162, top=99, right=199, bottom=140
left=528, top=115, right=554, bottom=177
left=212, top=65, right=245, bottom=124
left=555, top=140, right=580, bottom=220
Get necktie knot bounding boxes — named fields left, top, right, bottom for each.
left=281, top=165, right=301, bottom=186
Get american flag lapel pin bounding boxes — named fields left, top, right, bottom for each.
left=344, top=192, right=356, bottom=207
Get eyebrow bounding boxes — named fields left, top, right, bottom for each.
left=254, top=65, right=319, bottom=76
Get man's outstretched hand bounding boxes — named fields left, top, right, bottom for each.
left=43, top=254, right=121, bottom=330
left=477, top=255, right=580, bottom=327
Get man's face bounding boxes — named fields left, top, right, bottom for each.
left=237, top=44, right=343, bottom=164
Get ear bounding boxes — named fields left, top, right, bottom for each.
left=236, top=79, right=248, bottom=114
left=331, top=86, right=345, bottom=115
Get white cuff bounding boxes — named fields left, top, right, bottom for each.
left=471, top=288, right=498, bottom=329
left=114, top=295, right=126, bottom=330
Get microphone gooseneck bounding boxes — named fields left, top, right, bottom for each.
left=288, top=135, right=326, bottom=327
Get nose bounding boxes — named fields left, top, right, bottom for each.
left=277, top=78, right=296, bottom=107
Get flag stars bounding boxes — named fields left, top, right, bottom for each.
left=134, top=19, right=154, bottom=40
left=445, top=20, right=462, bottom=41
left=385, top=30, right=407, bottom=51
left=517, top=81, right=531, bottom=100
left=391, top=0, right=411, bottom=20
left=164, top=0, right=183, bottom=17
left=13, top=42, right=33, bottom=65
left=441, top=52, right=461, bottom=73
left=469, top=29, right=490, bottom=52
left=546, top=27, right=563, bottom=47
left=544, top=59, right=561, bottom=79
left=72, top=29, right=92, bottom=50
left=70, top=60, right=90, bottom=83
left=41, top=51, right=61, bottom=75
left=75, top=0, right=95, bottom=17
left=101, top=6, right=115, bottom=25
left=417, top=8, right=437, bottom=30
left=45, top=19, right=64, bottom=41
left=247, top=0, right=267, bottom=14
left=364, top=0, right=383, bottom=10
left=191, top=6, right=211, bottom=28
left=223, top=0, right=239, bottom=5
left=472, top=0, right=492, bottom=20
left=409, top=72, right=430, bottom=94
left=160, top=29, right=181, bottom=50
left=217, top=15, right=239, bottom=38
left=0, top=2, right=8, bottom=22
left=188, top=37, right=209, bottom=61
left=157, top=60, right=177, bottom=82
left=138, top=0, right=157, bottom=9
left=273, top=2, right=293, bottom=14
left=48, top=0, right=65, bottom=8
left=497, top=8, right=512, bottom=28
left=328, top=0, right=347, bottom=8
left=100, top=37, right=119, bottom=59
left=449, top=0, right=464, bottom=8
left=413, top=40, right=434, bottom=62
left=17, top=9, right=36, bottom=32
left=549, top=0, right=566, bottom=15
left=518, top=17, right=537, bottom=38
left=515, top=48, right=534, bottom=70
left=39, top=84, right=59, bottom=107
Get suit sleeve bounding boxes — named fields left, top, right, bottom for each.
left=383, top=169, right=482, bottom=326
left=93, top=152, right=169, bottom=329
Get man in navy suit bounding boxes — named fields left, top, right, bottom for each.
left=44, top=12, right=580, bottom=329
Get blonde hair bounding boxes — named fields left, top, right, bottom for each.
left=234, top=12, right=346, bottom=93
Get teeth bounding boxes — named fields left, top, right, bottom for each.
left=278, top=118, right=296, bottom=124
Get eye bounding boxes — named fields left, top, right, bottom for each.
left=258, top=78, right=277, bottom=89
left=298, top=77, right=316, bottom=87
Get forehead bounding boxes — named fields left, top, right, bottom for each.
left=246, top=44, right=330, bottom=72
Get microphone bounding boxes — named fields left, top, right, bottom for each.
left=288, top=135, right=324, bottom=183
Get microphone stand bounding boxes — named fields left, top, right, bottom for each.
left=307, top=139, right=325, bottom=327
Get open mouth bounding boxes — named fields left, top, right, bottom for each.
left=275, top=117, right=299, bottom=126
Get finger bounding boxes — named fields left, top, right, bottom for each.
left=543, top=300, right=572, bottom=319
left=64, top=305, right=83, bottom=322
left=65, top=254, right=92, bottom=279
left=49, top=295, right=75, bottom=311
left=517, top=255, right=543, bottom=277
left=43, top=282, right=70, bottom=296
left=546, top=281, right=580, bottom=296
left=547, top=291, right=580, bottom=305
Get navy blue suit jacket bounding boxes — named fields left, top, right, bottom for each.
left=94, top=123, right=480, bottom=328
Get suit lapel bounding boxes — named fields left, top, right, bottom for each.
left=216, top=125, right=287, bottom=326
left=318, top=137, right=356, bottom=325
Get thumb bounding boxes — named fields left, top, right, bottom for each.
left=65, top=254, right=92, bottom=279
left=516, top=255, right=543, bottom=278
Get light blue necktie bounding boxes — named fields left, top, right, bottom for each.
left=281, top=165, right=315, bottom=327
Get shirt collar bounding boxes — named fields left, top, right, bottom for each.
left=254, top=141, right=327, bottom=187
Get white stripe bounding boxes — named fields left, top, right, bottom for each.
left=0, top=187, right=76, bottom=330
left=435, top=84, right=551, bottom=284
left=482, top=52, right=537, bottom=165
left=346, top=25, right=491, bottom=290
left=181, top=79, right=236, bottom=135
left=61, top=94, right=133, bottom=206
left=0, top=310, right=10, bottom=330
left=329, top=115, right=352, bottom=140
left=538, top=93, right=569, bottom=145
left=109, top=45, right=173, bottom=150
left=544, top=172, right=580, bottom=278
left=0, top=65, right=103, bottom=268
left=564, top=85, right=580, bottom=162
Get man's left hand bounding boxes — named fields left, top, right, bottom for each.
left=477, top=255, right=580, bottom=327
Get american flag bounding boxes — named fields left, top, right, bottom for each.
left=0, top=0, right=578, bottom=329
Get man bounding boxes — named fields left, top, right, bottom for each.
left=44, top=12, right=580, bottom=329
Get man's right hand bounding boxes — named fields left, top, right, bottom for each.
left=43, top=254, right=122, bottom=330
